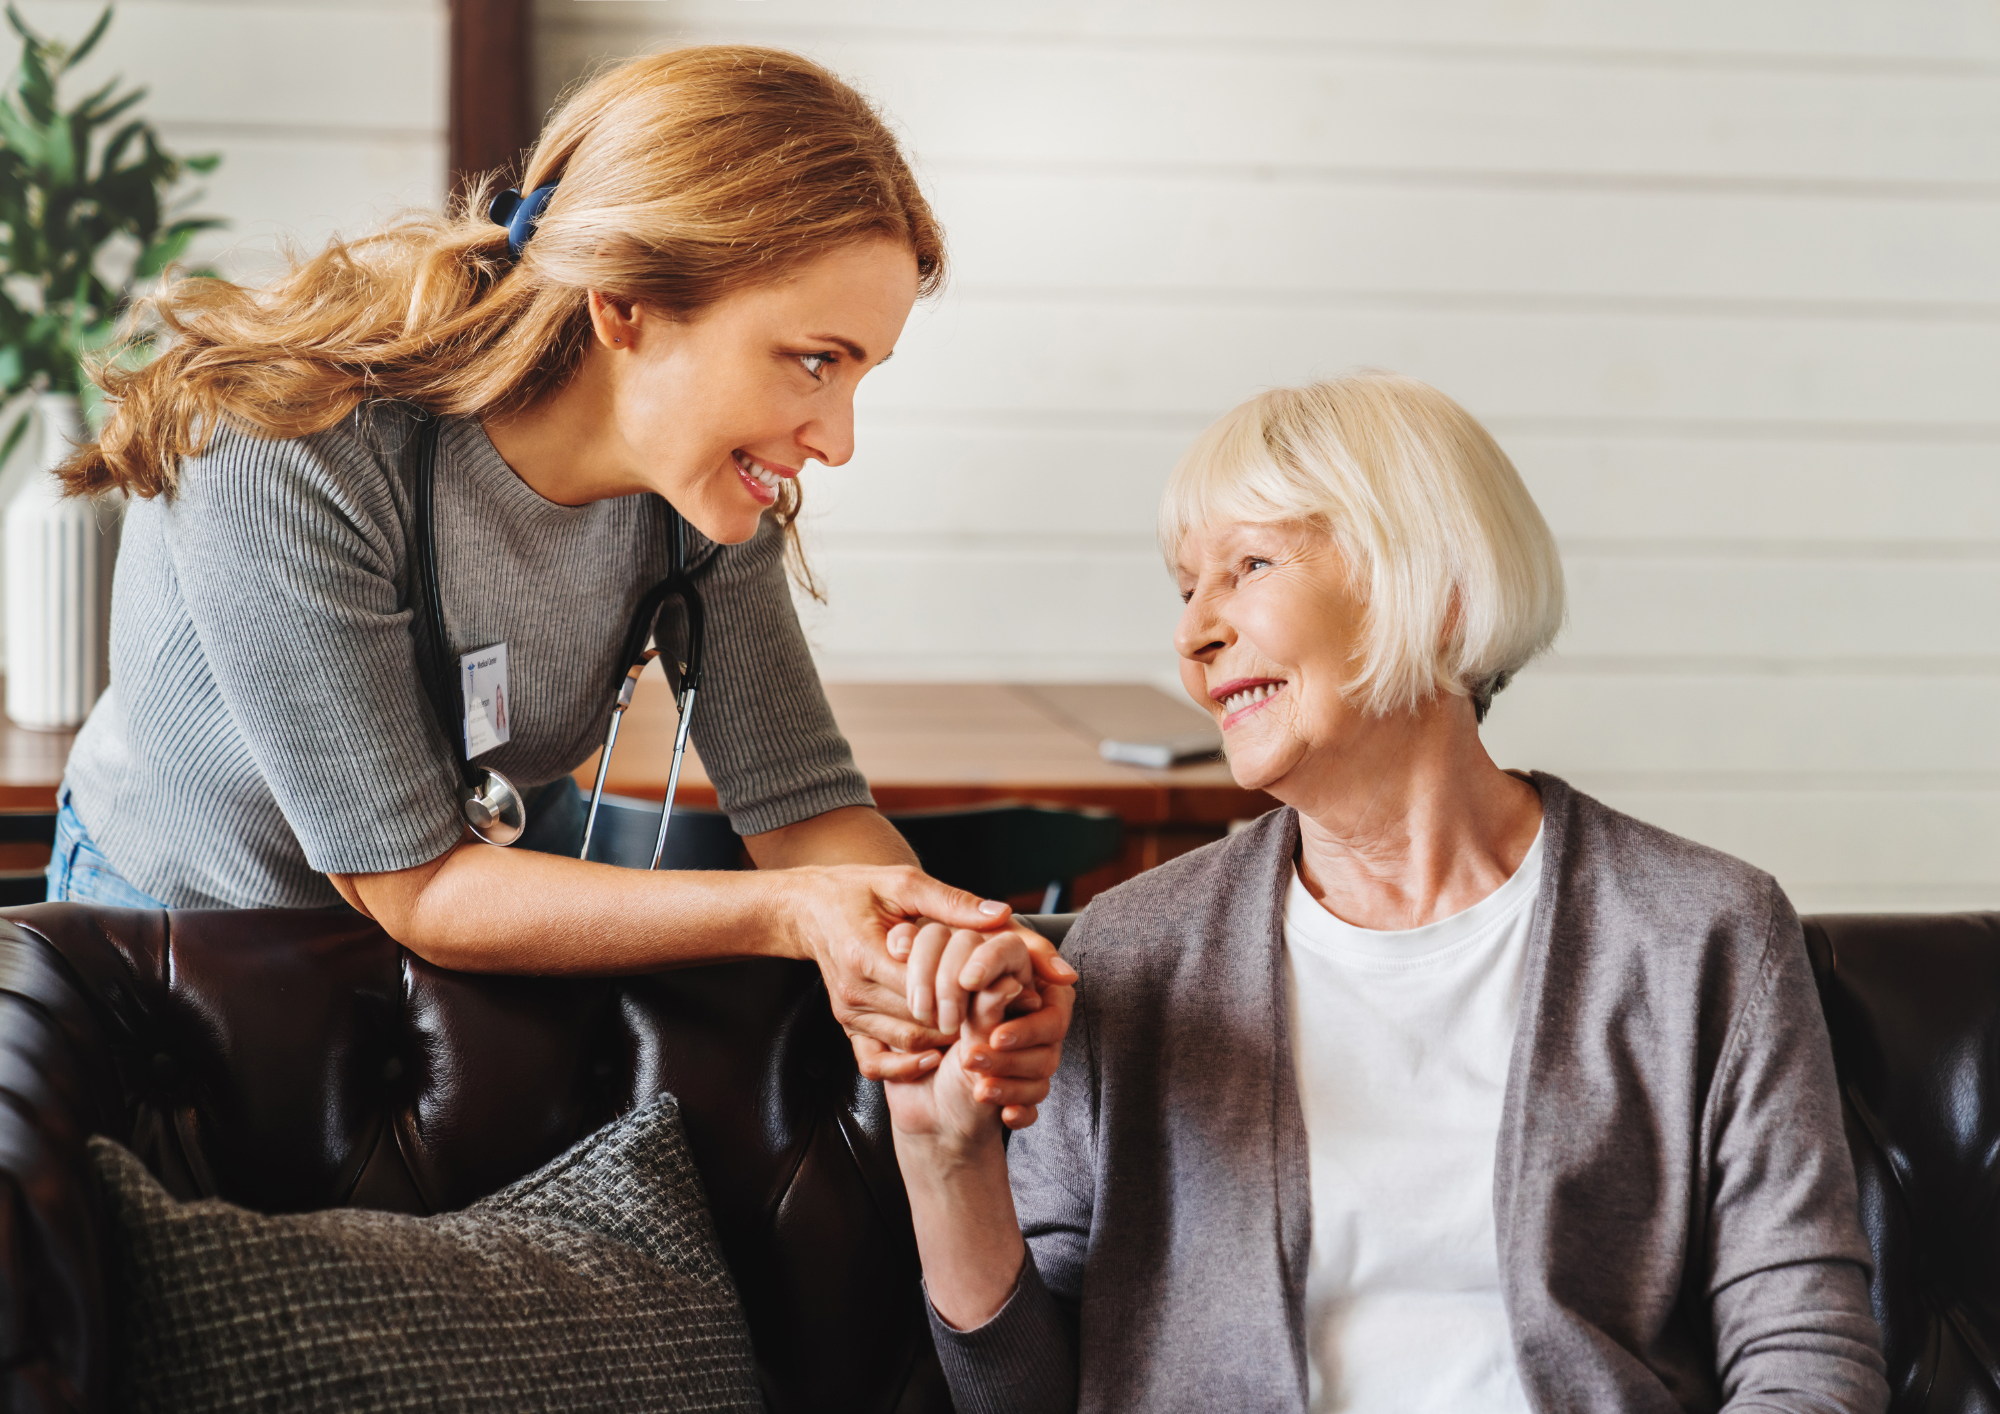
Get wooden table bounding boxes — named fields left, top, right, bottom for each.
left=575, top=681, right=1273, bottom=902
left=0, top=681, right=1272, bottom=903
left=0, top=710, right=72, bottom=814
left=0, top=687, right=73, bottom=883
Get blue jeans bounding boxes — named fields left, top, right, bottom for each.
left=46, top=790, right=167, bottom=907
left=45, top=780, right=589, bottom=908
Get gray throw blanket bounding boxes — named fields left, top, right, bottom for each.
left=931, top=772, right=1887, bottom=1414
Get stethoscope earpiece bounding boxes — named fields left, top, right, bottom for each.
left=461, top=768, right=527, bottom=846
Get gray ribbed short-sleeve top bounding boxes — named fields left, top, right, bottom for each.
left=62, top=403, right=873, bottom=909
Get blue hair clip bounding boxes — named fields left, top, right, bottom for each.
left=488, top=182, right=559, bottom=261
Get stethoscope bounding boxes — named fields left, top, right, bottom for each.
left=410, top=416, right=706, bottom=865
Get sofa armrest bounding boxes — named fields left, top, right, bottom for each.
left=0, top=907, right=154, bottom=1414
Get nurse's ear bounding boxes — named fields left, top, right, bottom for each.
left=586, top=290, right=644, bottom=350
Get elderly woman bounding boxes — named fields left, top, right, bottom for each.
left=880, top=372, right=1887, bottom=1414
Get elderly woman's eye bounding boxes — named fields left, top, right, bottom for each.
left=797, top=352, right=836, bottom=380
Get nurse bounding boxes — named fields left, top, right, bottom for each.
left=47, top=44, right=1073, bottom=1098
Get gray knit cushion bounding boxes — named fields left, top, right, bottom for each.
left=88, top=1092, right=761, bottom=1413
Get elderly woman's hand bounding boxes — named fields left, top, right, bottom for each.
left=878, top=971, right=1037, bottom=1143
left=879, top=976, right=1039, bottom=1333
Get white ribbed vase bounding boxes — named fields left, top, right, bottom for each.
left=4, top=394, right=118, bottom=730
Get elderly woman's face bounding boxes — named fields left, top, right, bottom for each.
left=1174, top=519, right=1367, bottom=795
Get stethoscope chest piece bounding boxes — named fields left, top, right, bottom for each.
left=460, top=767, right=527, bottom=846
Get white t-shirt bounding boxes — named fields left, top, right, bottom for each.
left=1284, top=826, right=1545, bottom=1414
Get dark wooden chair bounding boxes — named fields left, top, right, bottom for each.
left=0, top=809, right=55, bottom=907
left=885, top=801, right=1125, bottom=912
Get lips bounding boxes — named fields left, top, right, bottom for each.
left=732, top=449, right=795, bottom=506
left=1212, top=677, right=1286, bottom=728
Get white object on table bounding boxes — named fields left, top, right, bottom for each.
left=1098, top=731, right=1223, bottom=768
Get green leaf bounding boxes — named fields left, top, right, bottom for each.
left=0, top=98, right=41, bottom=166
left=135, top=223, right=191, bottom=277
left=16, top=47, right=55, bottom=126
left=184, top=152, right=219, bottom=174
left=80, top=83, right=143, bottom=132
left=96, top=116, right=143, bottom=170
left=64, top=8, right=113, bottom=71
left=70, top=72, right=120, bottom=122
left=39, top=113, right=73, bottom=184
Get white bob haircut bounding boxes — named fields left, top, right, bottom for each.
left=1159, top=371, right=1565, bottom=722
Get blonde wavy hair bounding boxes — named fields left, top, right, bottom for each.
left=61, top=43, right=946, bottom=561
left=1160, top=372, right=1564, bottom=721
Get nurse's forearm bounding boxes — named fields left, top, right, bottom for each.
left=334, top=839, right=810, bottom=972
left=330, top=833, right=996, bottom=1054
left=744, top=803, right=919, bottom=869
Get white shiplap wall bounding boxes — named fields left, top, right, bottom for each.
left=0, top=0, right=448, bottom=655
left=540, top=0, right=2000, bottom=915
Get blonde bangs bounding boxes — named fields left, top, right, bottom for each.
left=1158, top=393, right=1338, bottom=566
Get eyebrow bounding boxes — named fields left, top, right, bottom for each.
left=811, top=334, right=891, bottom=364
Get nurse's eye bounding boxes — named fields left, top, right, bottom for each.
left=797, top=352, right=837, bottom=381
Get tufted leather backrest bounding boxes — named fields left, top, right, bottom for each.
left=1807, top=912, right=2000, bottom=1413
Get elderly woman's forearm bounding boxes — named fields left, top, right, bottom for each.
left=896, top=1127, right=1027, bottom=1331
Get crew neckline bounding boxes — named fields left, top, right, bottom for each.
left=1286, top=824, right=1544, bottom=967
left=443, top=414, right=614, bottom=528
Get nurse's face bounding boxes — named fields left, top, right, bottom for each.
left=592, top=238, right=920, bottom=544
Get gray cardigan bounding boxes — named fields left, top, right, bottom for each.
left=931, top=773, right=1887, bottom=1414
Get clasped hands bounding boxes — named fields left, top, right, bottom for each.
left=849, top=915, right=1076, bottom=1134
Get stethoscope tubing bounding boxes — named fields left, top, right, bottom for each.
left=574, top=654, right=702, bottom=868
left=648, top=682, right=700, bottom=870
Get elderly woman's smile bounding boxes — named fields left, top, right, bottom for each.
left=1214, top=678, right=1285, bottom=729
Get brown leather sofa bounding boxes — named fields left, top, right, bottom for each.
left=1, top=903, right=1995, bottom=1413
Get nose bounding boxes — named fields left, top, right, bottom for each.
left=1174, top=580, right=1231, bottom=663
left=798, top=390, right=856, bottom=469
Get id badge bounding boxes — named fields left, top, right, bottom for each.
left=459, top=642, right=512, bottom=758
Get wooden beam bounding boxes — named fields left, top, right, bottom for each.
left=448, top=0, right=535, bottom=198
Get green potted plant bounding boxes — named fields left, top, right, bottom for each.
left=0, top=3, right=222, bottom=728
